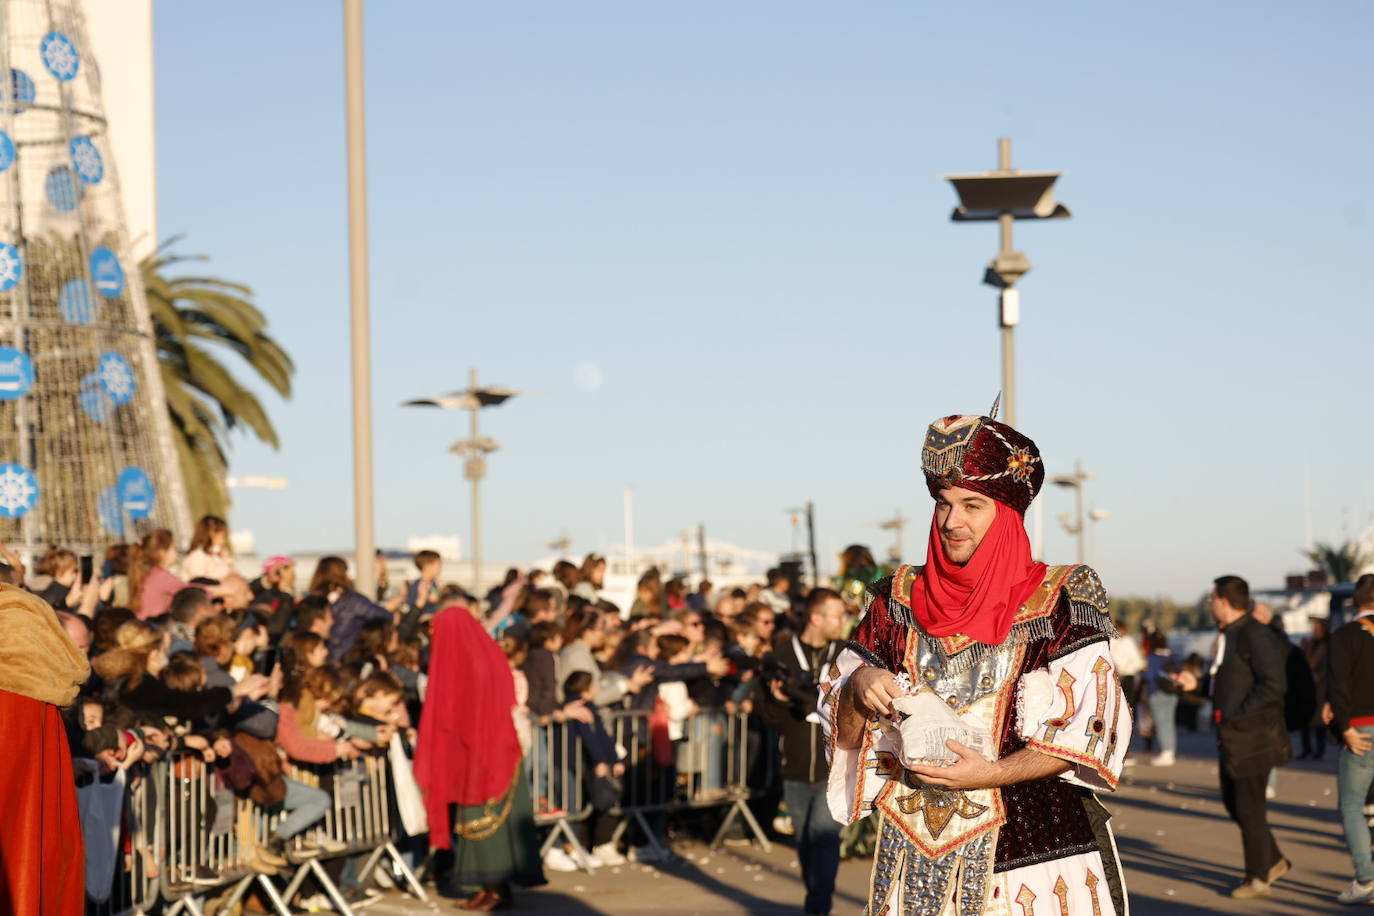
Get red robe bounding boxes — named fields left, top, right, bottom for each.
left=0, top=688, right=84, bottom=914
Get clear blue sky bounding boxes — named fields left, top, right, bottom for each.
left=152, top=1, right=1373, bottom=601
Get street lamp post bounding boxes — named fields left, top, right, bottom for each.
left=1051, top=460, right=1094, bottom=564
left=343, top=0, right=376, bottom=598
left=943, top=138, right=1071, bottom=426
left=403, top=369, right=521, bottom=592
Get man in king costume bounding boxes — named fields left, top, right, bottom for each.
left=818, top=407, right=1131, bottom=916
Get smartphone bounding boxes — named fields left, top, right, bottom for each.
left=262, top=647, right=280, bottom=676
left=79, top=554, right=94, bottom=581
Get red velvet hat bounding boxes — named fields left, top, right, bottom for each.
left=921, top=398, right=1044, bottom=515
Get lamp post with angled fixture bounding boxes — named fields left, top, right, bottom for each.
left=1051, top=460, right=1094, bottom=565
left=943, top=138, right=1071, bottom=427
left=403, top=369, right=521, bottom=592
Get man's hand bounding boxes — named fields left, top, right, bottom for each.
left=1173, top=670, right=1199, bottom=693
left=612, top=761, right=625, bottom=777
left=705, top=657, right=730, bottom=678
left=1345, top=727, right=1372, bottom=757
left=1322, top=702, right=1334, bottom=726
left=910, top=740, right=1002, bottom=790
left=594, top=762, right=609, bottom=778
left=849, top=667, right=904, bottom=718
left=769, top=680, right=790, bottom=704
left=336, top=739, right=361, bottom=760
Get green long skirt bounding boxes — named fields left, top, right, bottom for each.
left=441, top=760, right=546, bottom=893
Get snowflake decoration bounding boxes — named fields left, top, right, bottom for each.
left=98, top=352, right=136, bottom=404
left=0, top=463, right=38, bottom=518
left=70, top=136, right=103, bottom=184
left=40, top=32, right=80, bottom=82
left=0, top=242, right=23, bottom=292
left=0, top=131, right=14, bottom=173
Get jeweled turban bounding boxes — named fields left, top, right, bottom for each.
left=921, top=409, right=1044, bottom=515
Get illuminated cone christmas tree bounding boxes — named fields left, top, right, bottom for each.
left=0, top=1, right=189, bottom=554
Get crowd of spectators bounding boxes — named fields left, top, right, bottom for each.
left=0, top=518, right=866, bottom=910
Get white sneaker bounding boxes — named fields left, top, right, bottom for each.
left=1337, top=879, right=1374, bottom=904
left=591, top=842, right=627, bottom=866
left=1151, top=751, right=1176, bottom=767
left=543, top=847, right=580, bottom=873
left=773, top=815, right=796, bottom=836
left=1265, top=785, right=1277, bottom=800
left=295, top=893, right=333, bottom=913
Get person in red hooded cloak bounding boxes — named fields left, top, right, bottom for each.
left=414, top=599, right=544, bottom=911
left=0, top=582, right=90, bottom=914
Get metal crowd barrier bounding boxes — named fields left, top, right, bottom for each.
left=80, top=749, right=427, bottom=916
left=528, top=721, right=594, bottom=868
left=603, top=707, right=771, bottom=859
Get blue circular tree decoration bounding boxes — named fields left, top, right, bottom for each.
left=0, top=346, right=34, bottom=399
left=77, top=372, right=110, bottom=422
left=0, top=131, right=14, bottom=172
left=0, top=242, right=23, bottom=292
left=45, top=165, right=80, bottom=211
left=69, top=136, right=103, bottom=184
left=58, top=278, right=97, bottom=323
left=117, top=467, right=155, bottom=520
left=97, top=485, right=124, bottom=536
left=97, top=352, right=135, bottom=405
left=0, top=463, right=39, bottom=518
left=40, top=32, right=80, bottom=82
left=89, top=246, right=124, bottom=298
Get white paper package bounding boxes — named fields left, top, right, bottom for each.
left=890, top=691, right=996, bottom=768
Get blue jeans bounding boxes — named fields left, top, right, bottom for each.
left=1339, top=727, right=1374, bottom=883
left=275, top=777, right=331, bottom=840
left=1148, top=691, right=1178, bottom=754
left=783, top=780, right=841, bottom=915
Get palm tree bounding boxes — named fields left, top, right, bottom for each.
left=1304, top=541, right=1371, bottom=584
left=142, top=238, right=294, bottom=520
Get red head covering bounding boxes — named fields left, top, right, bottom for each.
left=910, top=491, right=1049, bottom=646
left=413, top=605, right=522, bottom=850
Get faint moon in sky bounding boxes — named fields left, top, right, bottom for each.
left=574, top=362, right=603, bottom=391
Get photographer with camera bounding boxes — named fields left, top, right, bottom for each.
left=760, top=587, right=847, bottom=916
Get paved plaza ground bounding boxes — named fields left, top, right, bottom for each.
left=371, top=729, right=1358, bottom=915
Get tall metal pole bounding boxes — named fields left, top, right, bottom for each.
left=697, top=524, right=708, bottom=580
left=343, top=0, right=375, bottom=599
left=469, top=367, right=481, bottom=592
left=806, top=501, right=818, bottom=589
left=997, top=138, right=1017, bottom=427
left=1073, top=460, right=1086, bottom=565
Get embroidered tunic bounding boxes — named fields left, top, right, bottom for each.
left=818, top=564, right=1131, bottom=916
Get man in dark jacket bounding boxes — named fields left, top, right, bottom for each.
left=1183, top=575, right=1290, bottom=899
left=1326, top=574, right=1374, bottom=904
left=761, top=587, right=846, bottom=916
